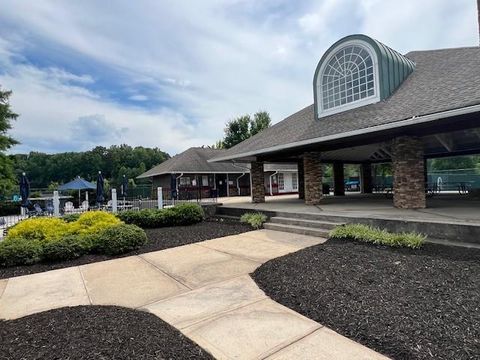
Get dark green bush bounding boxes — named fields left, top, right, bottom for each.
left=62, top=213, right=81, bottom=223
left=0, top=202, right=20, bottom=216
left=42, top=235, right=92, bottom=262
left=94, top=224, right=148, bottom=255
left=117, top=203, right=204, bottom=228
left=0, top=238, right=43, bottom=266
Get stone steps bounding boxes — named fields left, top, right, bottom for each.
left=264, top=216, right=344, bottom=238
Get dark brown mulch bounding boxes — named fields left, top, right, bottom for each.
left=252, top=239, right=480, bottom=360
left=0, top=305, right=213, bottom=360
left=0, top=219, right=250, bottom=279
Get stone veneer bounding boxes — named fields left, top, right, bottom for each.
left=333, top=162, right=345, bottom=196
left=297, top=159, right=305, bottom=200
left=391, top=136, right=426, bottom=209
left=303, top=152, right=323, bottom=205
left=250, top=161, right=265, bottom=203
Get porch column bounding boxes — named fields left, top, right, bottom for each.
left=303, top=152, right=323, bottom=205
left=333, top=162, right=345, bottom=196
left=360, top=163, right=373, bottom=194
left=250, top=161, right=265, bottom=203
left=392, top=136, right=426, bottom=209
left=297, top=159, right=305, bottom=199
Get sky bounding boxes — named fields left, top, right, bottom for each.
left=0, top=0, right=478, bottom=155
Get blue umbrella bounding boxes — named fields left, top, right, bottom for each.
left=96, top=171, right=105, bottom=204
left=59, top=176, right=96, bottom=206
left=19, top=172, right=30, bottom=208
left=121, top=175, right=128, bottom=198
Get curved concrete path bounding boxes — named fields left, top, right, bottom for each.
left=0, top=229, right=389, bottom=360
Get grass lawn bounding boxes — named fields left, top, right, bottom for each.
left=252, top=239, right=480, bottom=360
left=0, top=219, right=250, bottom=279
left=0, top=306, right=213, bottom=360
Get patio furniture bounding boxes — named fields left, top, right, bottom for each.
left=64, top=201, right=75, bottom=213
left=81, top=200, right=89, bottom=211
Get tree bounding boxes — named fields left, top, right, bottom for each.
left=220, top=111, right=272, bottom=149
left=250, top=111, right=272, bottom=136
left=0, top=87, right=19, bottom=195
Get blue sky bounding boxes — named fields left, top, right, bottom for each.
left=0, top=0, right=477, bottom=155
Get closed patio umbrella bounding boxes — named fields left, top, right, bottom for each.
left=96, top=171, right=105, bottom=205
left=19, top=172, right=30, bottom=208
left=120, top=175, right=128, bottom=198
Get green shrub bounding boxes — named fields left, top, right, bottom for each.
left=0, top=238, right=43, bottom=266
left=62, top=213, right=81, bottom=223
left=329, top=224, right=425, bottom=249
left=240, top=212, right=268, bottom=229
left=118, top=203, right=204, bottom=228
left=0, top=202, right=20, bottom=216
left=93, top=224, right=148, bottom=255
left=42, top=235, right=93, bottom=262
left=6, top=218, right=69, bottom=242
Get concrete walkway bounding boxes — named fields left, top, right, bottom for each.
left=0, top=230, right=388, bottom=360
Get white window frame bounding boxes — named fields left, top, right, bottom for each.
left=316, top=39, right=380, bottom=118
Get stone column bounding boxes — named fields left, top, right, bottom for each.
left=303, top=152, right=323, bottom=205
left=361, top=163, right=373, bottom=194
left=392, top=136, right=426, bottom=209
left=297, top=159, right=305, bottom=199
left=250, top=161, right=265, bottom=203
left=333, top=162, right=345, bottom=196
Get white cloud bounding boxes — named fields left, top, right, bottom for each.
left=0, top=0, right=477, bottom=155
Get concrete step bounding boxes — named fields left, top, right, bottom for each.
left=263, top=222, right=331, bottom=238
left=269, top=216, right=342, bottom=230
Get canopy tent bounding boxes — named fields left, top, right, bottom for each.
left=59, top=177, right=96, bottom=205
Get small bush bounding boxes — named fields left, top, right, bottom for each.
left=329, top=224, right=425, bottom=249
left=42, top=235, right=93, bottom=262
left=62, top=213, right=81, bottom=223
left=94, top=224, right=148, bottom=255
left=0, top=238, right=43, bottom=266
left=240, top=212, right=268, bottom=229
left=118, top=203, right=204, bottom=228
left=6, top=218, right=69, bottom=242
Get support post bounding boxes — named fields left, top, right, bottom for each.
left=111, top=189, right=118, bottom=213
left=392, top=136, right=426, bottom=209
left=250, top=161, right=265, bottom=203
left=333, top=162, right=345, bottom=196
left=361, top=163, right=373, bottom=194
left=297, top=159, right=305, bottom=199
left=303, top=152, right=323, bottom=205
left=157, top=187, right=163, bottom=209
left=53, top=191, right=60, bottom=217
left=226, top=174, right=230, bottom=197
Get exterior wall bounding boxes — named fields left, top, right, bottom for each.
left=392, top=136, right=426, bottom=209
left=251, top=161, right=265, bottom=203
left=264, top=171, right=299, bottom=195
left=303, top=152, right=323, bottom=205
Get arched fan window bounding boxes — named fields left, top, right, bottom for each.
left=319, top=43, right=378, bottom=115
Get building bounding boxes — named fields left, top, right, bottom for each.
left=210, top=34, right=480, bottom=209
left=137, top=147, right=297, bottom=198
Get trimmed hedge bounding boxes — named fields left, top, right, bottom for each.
left=93, top=224, right=147, bottom=255
left=240, top=212, right=267, bottom=229
left=0, top=238, right=43, bottom=267
left=117, top=203, right=204, bottom=228
left=329, top=224, right=426, bottom=249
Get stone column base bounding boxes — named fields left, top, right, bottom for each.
left=250, top=161, right=265, bottom=203
left=303, top=152, right=323, bottom=205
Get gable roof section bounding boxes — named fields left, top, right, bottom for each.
left=211, top=46, right=480, bottom=162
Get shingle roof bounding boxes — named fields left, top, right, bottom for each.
left=137, top=147, right=298, bottom=178
left=211, top=46, right=480, bottom=162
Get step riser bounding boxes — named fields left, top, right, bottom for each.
left=264, top=223, right=331, bottom=238
left=269, top=218, right=339, bottom=230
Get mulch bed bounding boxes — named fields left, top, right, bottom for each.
left=252, top=239, right=480, bottom=360
left=0, top=219, right=250, bottom=279
left=0, top=305, right=213, bottom=360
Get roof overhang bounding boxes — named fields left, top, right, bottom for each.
left=210, top=103, right=480, bottom=163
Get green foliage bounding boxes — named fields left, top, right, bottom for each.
left=9, top=144, right=170, bottom=189
left=0, top=201, right=20, bottom=216
left=117, top=203, right=204, bottom=228
left=0, top=237, right=43, bottom=266
left=0, top=88, right=19, bottom=196
left=62, top=213, right=81, bottom=223
left=240, top=212, right=268, bottom=229
left=7, top=217, right=70, bottom=242
left=329, top=224, right=426, bottom=249
left=42, top=235, right=92, bottom=262
left=221, top=111, right=272, bottom=149
left=93, top=224, right=147, bottom=255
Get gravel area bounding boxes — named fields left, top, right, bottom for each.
left=0, top=219, right=250, bottom=279
left=0, top=305, right=213, bottom=360
left=252, top=239, right=480, bottom=360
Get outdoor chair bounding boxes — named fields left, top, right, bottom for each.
left=81, top=200, right=89, bottom=211
left=64, top=201, right=75, bottom=213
